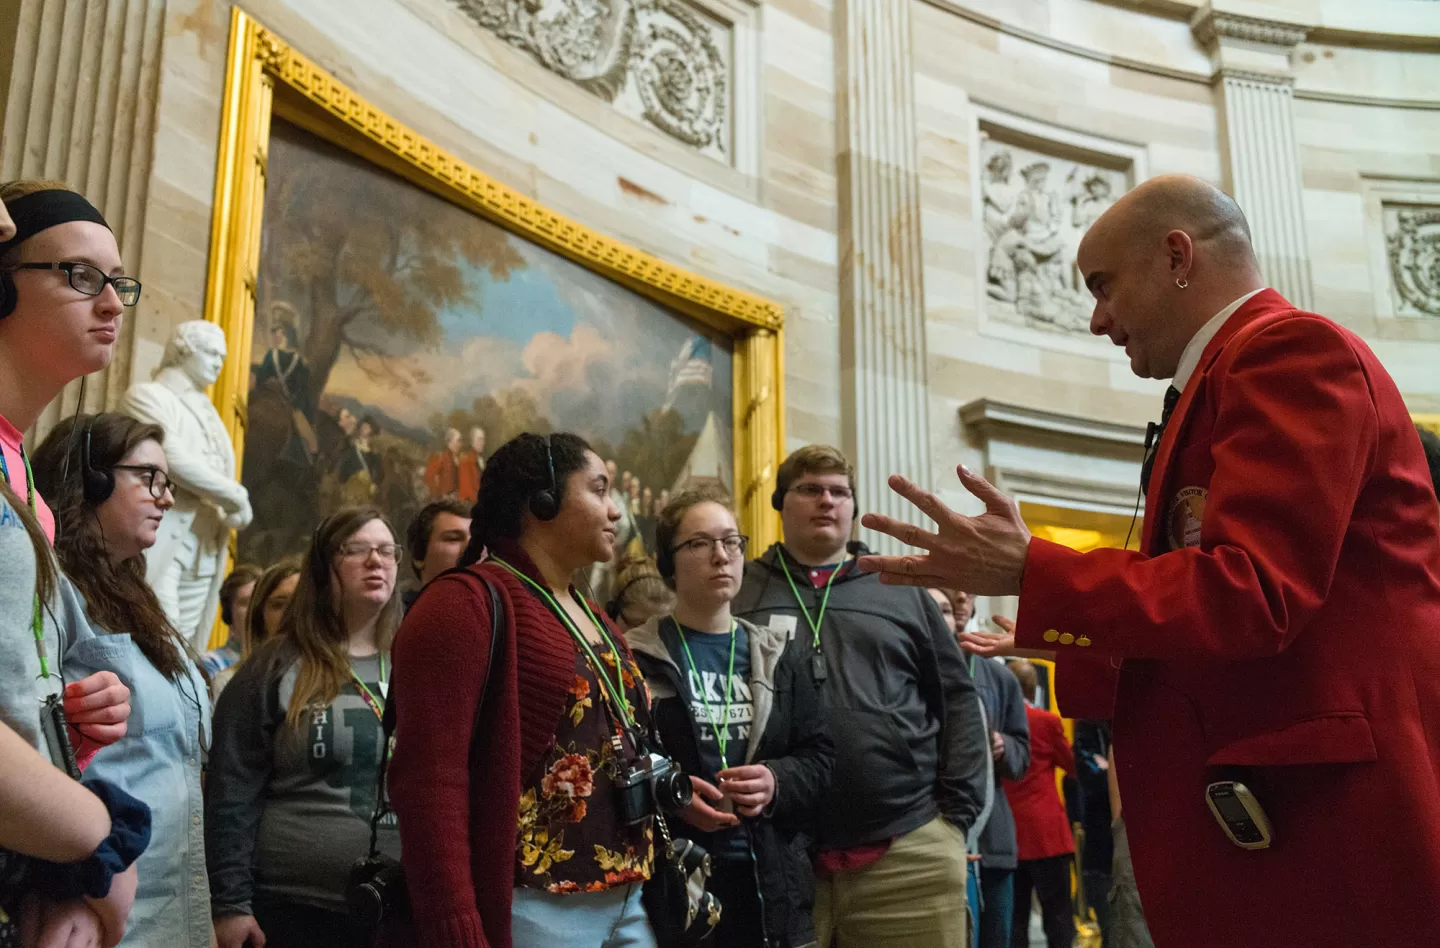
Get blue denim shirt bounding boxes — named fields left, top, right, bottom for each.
left=63, top=590, right=212, bottom=948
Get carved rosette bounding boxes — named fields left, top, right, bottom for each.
left=1385, top=205, right=1440, bottom=317
left=450, top=0, right=727, bottom=156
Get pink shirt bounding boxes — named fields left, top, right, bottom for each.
left=0, top=411, right=55, bottom=543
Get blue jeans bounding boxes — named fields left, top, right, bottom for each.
left=511, top=884, right=656, bottom=948
left=978, top=866, right=1014, bottom=948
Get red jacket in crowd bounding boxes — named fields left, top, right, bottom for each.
left=1003, top=704, right=1075, bottom=862
left=1014, top=291, right=1440, bottom=948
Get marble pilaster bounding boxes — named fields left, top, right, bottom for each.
left=1193, top=7, right=1313, bottom=309
left=836, top=0, right=931, bottom=554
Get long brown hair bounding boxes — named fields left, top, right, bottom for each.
left=32, top=412, right=191, bottom=680
left=282, top=507, right=401, bottom=728
left=0, top=478, right=57, bottom=606
left=245, top=556, right=301, bottom=657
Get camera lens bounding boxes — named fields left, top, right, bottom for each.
left=656, top=768, right=693, bottom=813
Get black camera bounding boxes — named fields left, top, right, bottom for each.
left=346, top=853, right=409, bottom=928
left=615, top=751, right=692, bottom=825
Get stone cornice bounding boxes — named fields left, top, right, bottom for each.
left=1191, top=9, right=1309, bottom=51
left=959, top=399, right=1150, bottom=449
left=1216, top=66, right=1296, bottom=87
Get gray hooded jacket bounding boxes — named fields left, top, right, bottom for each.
left=732, top=543, right=990, bottom=851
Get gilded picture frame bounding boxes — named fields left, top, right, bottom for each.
left=201, top=8, right=785, bottom=552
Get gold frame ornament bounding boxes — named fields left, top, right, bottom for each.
left=202, top=9, right=785, bottom=548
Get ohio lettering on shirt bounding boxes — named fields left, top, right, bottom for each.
left=676, top=623, right=754, bottom=776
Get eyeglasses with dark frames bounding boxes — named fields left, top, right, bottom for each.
left=673, top=534, right=749, bottom=559
left=113, top=464, right=174, bottom=501
left=338, top=543, right=403, bottom=564
left=789, top=483, right=854, bottom=502
left=6, top=262, right=142, bottom=306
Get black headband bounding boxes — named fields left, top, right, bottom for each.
left=0, top=189, right=110, bottom=258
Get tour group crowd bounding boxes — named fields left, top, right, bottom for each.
left=0, top=173, right=1134, bottom=948
left=4, top=171, right=1440, bottom=948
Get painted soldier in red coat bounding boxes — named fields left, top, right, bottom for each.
left=860, top=175, right=1440, bottom=948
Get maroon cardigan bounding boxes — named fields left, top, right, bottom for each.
left=387, top=549, right=643, bottom=948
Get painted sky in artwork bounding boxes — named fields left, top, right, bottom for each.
left=253, top=119, right=731, bottom=447
left=317, top=236, right=730, bottom=445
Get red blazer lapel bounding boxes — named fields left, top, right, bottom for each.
left=1140, top=289, right=1293, bottom=553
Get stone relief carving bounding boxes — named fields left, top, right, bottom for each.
left=981, top=137, right=1126, bottom=334
left=1383, top=203, right=1440, bottom=317
left=450, top=0, right=728, bottom=159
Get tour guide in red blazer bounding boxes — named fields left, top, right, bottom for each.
left=857, top=176, right=1440, bottom=948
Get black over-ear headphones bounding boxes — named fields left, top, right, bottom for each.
left=80, top=415, right=115, bottom=504
left=528, top=434, right=561, bottom=522
left=0, top=272, right=18, bottom=320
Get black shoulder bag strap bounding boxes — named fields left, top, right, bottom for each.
left=365, top=571, right=504, bottom=858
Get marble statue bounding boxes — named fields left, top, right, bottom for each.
left=123, top=321, right=252, bottom=651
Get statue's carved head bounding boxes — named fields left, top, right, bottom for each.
left=159, top=320, right=228, bottom=387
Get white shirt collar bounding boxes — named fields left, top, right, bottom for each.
left=1171, top=288, right=1267, bottom=394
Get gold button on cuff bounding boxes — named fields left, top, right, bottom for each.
left=1043, top=629, right=1060, bottom=643
left=1077, top=636, right=1092, bottom=647
left=1059, top=633, right=1075, bottom=645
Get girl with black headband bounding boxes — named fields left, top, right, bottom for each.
left=0, top=182, right=148, bottom=947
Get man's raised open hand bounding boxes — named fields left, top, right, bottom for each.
left=856, top=465, right=1031, bottom=596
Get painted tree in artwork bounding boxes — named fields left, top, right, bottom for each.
left=259, top=123, right=525, bottom=405
left=616, top=409, right=699, bottom=493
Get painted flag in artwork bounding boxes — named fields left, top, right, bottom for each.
left=663, top=335, right=713, bottom=410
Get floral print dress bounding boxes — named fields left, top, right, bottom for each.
left=515, top=641, right=654, bottom=894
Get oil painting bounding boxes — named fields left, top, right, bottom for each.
left=241, top=120, right=735, bottom=585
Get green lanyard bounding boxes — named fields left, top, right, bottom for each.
left=0, top=446, right=50, bottom=679
left=349, top=654, right=388, bottom=721
left=491, top=557, right=636, bottom=730
left=779, top=553, right=843, bottom=650
left=673, top=618, right=738, bottom=766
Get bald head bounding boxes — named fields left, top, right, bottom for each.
left=1078, top=175, right=1266, bottom=380
left=1087, top=174, right=1254, bottom=265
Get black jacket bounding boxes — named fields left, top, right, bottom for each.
left=970, top=656, right=1030, bottom=869
left=628, top=615, right=833, bottom=948
left=732, top=543, right=989, bottom=850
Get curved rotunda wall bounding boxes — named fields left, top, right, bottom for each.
left=2, top=0, right=1435, bottom=548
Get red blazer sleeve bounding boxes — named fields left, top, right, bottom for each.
left=1016, top=316, right=1378, bottom=661
left=388, top=575, right=491, bottom=946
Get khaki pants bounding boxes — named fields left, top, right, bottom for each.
left=814, top=817, right=969, bottom=948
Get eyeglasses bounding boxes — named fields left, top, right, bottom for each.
left=338, top=542, right=403, bottom=563
left=674, top=534, right=749, bottom=559
left=113, top=464, right=174, bottom=501
left=789, top=483, right=853, bottom=502
left=6, top=262, right=142, bottom=306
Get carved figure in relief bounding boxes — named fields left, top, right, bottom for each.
left=123, top=321, right=252, bottom=651
left=1385, top=205, right=1440, bottom=317
left=982, top=141, right=1122, bottom=333
left=983, top=151, right=1021, bottom=299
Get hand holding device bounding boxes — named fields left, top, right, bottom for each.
left=679, top=777, right=739, bottom=832
left=717, top=764, right=775, bottom=817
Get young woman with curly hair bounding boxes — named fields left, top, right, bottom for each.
left=389, top=432, right=659, bottom=948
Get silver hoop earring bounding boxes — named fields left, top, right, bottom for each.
left=1176, top=278, right=1188, bottom=289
